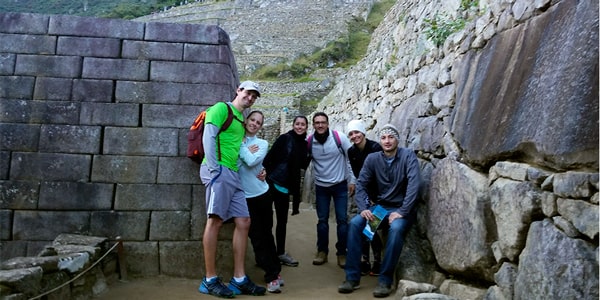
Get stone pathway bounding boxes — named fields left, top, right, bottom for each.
left=96, top=203, right=383, bottom=299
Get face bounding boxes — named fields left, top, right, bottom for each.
left=245, top=112, right=263, bottom=135
left=237, top=89, right=259, bottom=109
left=380, top=133, right=399, bottom=152
left=348, top=130, right=364, bottom=145
left=312, top=116, right=329, bottom=134
left=293, top=117, right=308, bottom=135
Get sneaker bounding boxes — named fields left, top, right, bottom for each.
left=277, top=274, right=285, bottom=286
left=369, top=261, right=381, bottom=276
left=267, top=279, right=281, bottom=293
left=360, top=261, right=371, bottom=276
left=373, top=282, right=392, bottom=298
left=312, top=251, right=327, bottom=265
left=338, top=280, right=360, bottom=294
left=278, top=252, right=299, bottom=267
left=228, top=276, right=266, bottom=296
left=199, top=277, right=234, bottom=298
left=337, top=255, right=346, bottom=268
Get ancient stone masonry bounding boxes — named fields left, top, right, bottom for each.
left=0, top=12, right=241, bottom=283
left=315, top=0, right=599, bottom=299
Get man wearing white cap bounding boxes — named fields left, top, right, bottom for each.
left=346, top=120, right=383, bottom=277
left=199, top=81, right=267, bottom=297
left=338, top=124, right=421, bottom=298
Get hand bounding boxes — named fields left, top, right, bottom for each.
left=388, top=212, right=403, bottom=224
left=256, top=168, right=266, bottom=181
left=348, top=184, right=355, bottom=197
left=248, top=144, right=259, bottom=153
left=359, top=209, right=375, bottom=222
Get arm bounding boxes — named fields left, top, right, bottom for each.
left=240, top=139, right=268, bottom=167
left=203, top=123, right=220, bottom=172
left=396, top=149, right=421, bottom=217
left=355, top=154, right=376, bottom=212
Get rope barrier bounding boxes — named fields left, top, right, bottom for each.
left=28, top=238, right=123, bottom=300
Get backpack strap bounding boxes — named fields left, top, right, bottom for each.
left=216, top=102, right=237, bottom=161
left=307, top=130, right=344, bottom=158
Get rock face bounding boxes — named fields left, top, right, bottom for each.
left=315, top=0, right=598, bottom=298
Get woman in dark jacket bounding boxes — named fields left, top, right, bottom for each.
left=263, top=115, right=311, bottom=267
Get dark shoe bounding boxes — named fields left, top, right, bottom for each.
left=337, top=255, right=346, bottom=268
left=369, top=261, right=381, bottom=276
left=228, top=276, right=266, bottom=296
left=360, top=261, right=371, bottom=276
left=278, top=252, right=299, bottom=267
left=338, top=280, right=360, bottom=293
left=312, top=251, right=327, bottom=265
left=198, top=277, right=234, bottom=298
left=373, top=282, right=392, bottom=298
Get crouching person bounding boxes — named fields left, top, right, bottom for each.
left=338, top=124, right=421, bottom=298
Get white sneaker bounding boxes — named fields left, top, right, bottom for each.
left=277, top=274, right=285, bottom=286
left=267, top=279, right=281, bottom=293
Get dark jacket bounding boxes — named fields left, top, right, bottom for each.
left=263, top=129, right=310, bottom=197
left=355, top=148, right=421, bottom=217
left=348, top=139, right=382, bottom=203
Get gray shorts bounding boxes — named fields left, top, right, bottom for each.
left=200, top=164, right=249, bottom=220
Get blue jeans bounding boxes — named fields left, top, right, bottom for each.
left=315, top=181, right=348, bottom=256
left=345, top=207, right=414, bottom=285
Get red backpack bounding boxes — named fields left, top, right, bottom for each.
left=186, top=103, right=236, bottom=164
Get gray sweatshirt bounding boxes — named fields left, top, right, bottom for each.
left=310, top=129, right=356, bottom=187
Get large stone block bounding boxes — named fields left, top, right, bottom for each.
left=143, top=104, right=208, bottom=128
left=451, top=0, right=599, bottom=170
left=80, top=103, right=138, bottom=126
left=57, top=36, right=121, bottom=58
left=0, top=151, right=8, bottom=179
left=144, top=22, right=229, bottom=44
left=0, top=210, right=12, bottom=240
left=114, top=184, right=191, bottom=210
left=0, top=123, right=40, bottom=151
left=0, top=53, right=15, bottom=75
left=0, top=33, right=56, bottom=54
left=10, top=153, right=91, bottom=181
left=82, top=58, right=149, bottom=81
left=103, top=127, right=178, bottom=156
left=91, top=155, right=157, bottom=184
left=13, top=211, right=90, bottom=240
left=0, top=99, right=80, bottom=124
left=15, top=55, right=82, bottom=78
left=190, top=185, right=207, bottom=240
left=33, top=77, right=72, bottom=100
left=0, top=241, right=28, bottom=261
left=0, top=13, right=49, bottom=34
left=39, top=125, right=101, bottom=154
left=150, top=61, right=232, bottom=84
left=157, top=157, right=204, bottom=185
left=115, top=81, right=226, bottom=105
left=90, top=211, right=149, bottom=241
left=158, top=241, right=202, bottom=278
left=149, top=211, right=190, bottom=240
left=121, top=40, right=183, bottom=61
left=39, top=182, right=113, bottom=210
left=72, top=79, right=114, bottom=102
left=515, top=219, right=598, bottom=299
left=121, top=241, right=159, bottom=277
left=184, top=44, right=233, bottom=65
left=48, top=14, right=144, bottom=39
left=0, top=76, right=35, bottom=99
left=0, top=180, right=39, bottom=209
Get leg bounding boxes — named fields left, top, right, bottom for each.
left=232, top=216, right=251, bottom=278
left=272, top=187, right=290, bottom=255
left=315, top=184, right=331, bottom=254
left=378, top=216, right=412, bottom=286
left=332, top=181, right=348, bottom=256
left=247, top=194, right=280, bottom=282
left=345, top=214, right=367, bottom=282
left=203, top=215, right=224, bottom=278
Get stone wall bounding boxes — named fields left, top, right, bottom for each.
left=316, top=0, right=598, bottom=299
left=0, top=12, right=240, bottom=279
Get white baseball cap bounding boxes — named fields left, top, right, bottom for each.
left=238, top=81, right=261, bottom=97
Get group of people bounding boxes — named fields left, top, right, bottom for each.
left=197, top=81, right=421, bottom=298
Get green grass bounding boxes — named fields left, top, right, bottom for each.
left=250, top=0, right=397, bottom=80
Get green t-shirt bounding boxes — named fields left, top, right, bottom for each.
left=204, top=102, right=244, bottom=171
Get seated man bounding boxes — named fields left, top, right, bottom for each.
left=338, top=124, right=421, bottom=298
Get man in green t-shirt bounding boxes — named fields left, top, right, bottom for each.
left=198, top=81, right=267, bottom=298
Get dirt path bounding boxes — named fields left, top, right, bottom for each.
left=96, top=203, right=384, bottom=299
